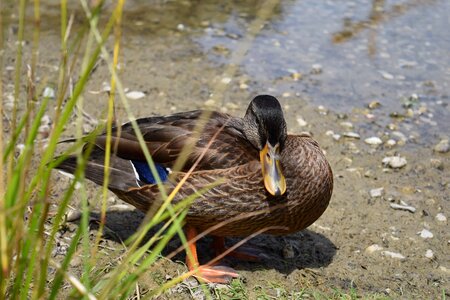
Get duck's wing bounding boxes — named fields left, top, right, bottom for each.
left=94, top=110, right=258, bottom=171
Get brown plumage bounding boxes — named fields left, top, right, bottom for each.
left=56, top=95, right=333, bottom=282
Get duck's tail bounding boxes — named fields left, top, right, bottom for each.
left=55, top=145, right=142, bottom=192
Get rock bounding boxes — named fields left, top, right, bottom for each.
left=369, top=187, right=384, bottom=198
left=365, top=244, right=383, bottom=254
left=382, top=251, right=405, bottom=260
left=311, top=64, right=322, bottom=74
left=343, top=132, right=360, bottom=139
left=42, top=87, right=56, bottom=99
left=66, top=210, right=82, bottom=222
left=368, top=101, right=381, bottom=109
left=385, top=139, right=396, bottom=147
left=435, top=213, right=447, bottom=222
left=340, top=121, right=353, bottom=129
left=379, top=71, right=394, bottom=80
left=317, top=105, right=328, bottom=115
left=430, top=159, right=444, bottom=170
left=204, top=99, right=215, bottom=107
left=390, top=203, right=416, bottom=213
left=365, top=137, right=383, bottom=145
left=296, top=117, right=308, bottom=127
left=221, top=77, right=232, bottom=84
left=418, top=229, right=433, bottom=239
left=382, top=156, right=407, bottom=169
left=433, top=139, right=449, bottom=153
left=125, top=90, right=146, bottom=100
left=391, top=131, right=408, bottom=142
left=239, top=83, right=249, bottom=89
left=425, top=249, right=434, bottom=259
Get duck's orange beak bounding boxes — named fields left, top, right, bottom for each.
left=260, top=142, right=286, bottom=196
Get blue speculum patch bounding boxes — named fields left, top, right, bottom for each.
left=130, top=160, right=169, bottom=184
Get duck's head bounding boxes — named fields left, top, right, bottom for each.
left=243, top=95, right=287, bottom=196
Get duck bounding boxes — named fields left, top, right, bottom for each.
left=56, top=95, right=333, bottom=283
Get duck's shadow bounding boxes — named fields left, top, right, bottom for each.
left=89, top=209, right=336, bottom=275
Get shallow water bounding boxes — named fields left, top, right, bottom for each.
left=120, top=0, right=449, bottom=122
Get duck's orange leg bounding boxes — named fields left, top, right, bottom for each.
left=212, top=236, right=261, bottom=262
left=185, top=226, right=239, bottom=283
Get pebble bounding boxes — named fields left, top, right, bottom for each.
left=311, top=64, right=322, bottom=74
left=66, top=210, right=82, bottom=222
left=296, top=117, right=308, bottom=127
left=340, top=121, right=353, bottom=129
left=109, top=204, right=133, bottom=211
left=221, top=77, right=232, bottom=84
left=365, top=244, right=383, bottom=254
left=391, top=131, right=407, bottom=142
left=382, top=156, right=407, bottom=169
left=204, top=99, right=215, bottom=107
left=379, top=71, right=394, bottom=80
left=418, top=229, right=433, bottom=239
left=317, top=105, right=328, bottom=115
left=382, top=251, right=405, bottom=260
left=390, top=203, right=416, bottom=213
left=326, top=130, right=341, bottom=141
left=239, top=83, right=249, bottom=89
left=433, top=139, right=449, bottom=153
left=435, top=213, right=447, bottom=222
left=42, top=87, right=56, bottom=99
left=425, top=249, right=434, bottom=259
left=38, top=125, right=51, bottom=139
left=365, top=137, right=383, bottom=145
left=125, top=91, right=146, bottom=100
left=368, top=101, right=381, bottom=109
left=343, top=132, right=360, bottom=139
left=430, top=159, right=444, bottom=170
left=41, top=115, right=51, bottom=126
left=385, top=139, right=396, bottom=147
left=369, top=187, right=384, bottom=198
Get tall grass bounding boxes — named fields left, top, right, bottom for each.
left=0, top=1, right=206, bottom=299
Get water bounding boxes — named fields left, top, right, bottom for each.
left=4, top=0, right=450, bottom=138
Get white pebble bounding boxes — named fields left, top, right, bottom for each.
left=425, top=249, right=434, bottom=259
left=365, top=244, right=383, bottom=254
left=125, top=91, right=146, bottom=100
left=42, top=87, right=55, bottom=99
left=369, top=187, right=384, bottom=198
left=311, top=64, right=322, bottom=74
left=296, top=117, right=308, bottom=127
left=418, top=229, right=433, bottom=239
left=382, top=156, right=407, bottom=169
left=239, top=83, right=248, bottom=89
left=433, top=139, right=449, bottom=153
left=385, top=139, right=396, bottom=147
left=435, top=213, right=447, bottom=222
left=382, top=251, right=405, bottom=260
left=340, top=121, right=353, bottom=129
left=365, top=137, right=382, bottom=145
left=343, top=132, right=361, bottom=139
left=221, top=77, right=232, bottom=84
left=390, top=203, right=416, bottom=213
left=379, top=70, right=394, bottom=80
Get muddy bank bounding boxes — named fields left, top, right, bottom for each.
left=2, top=0, right=449, bottom=298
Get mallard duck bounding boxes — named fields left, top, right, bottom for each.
left=56, top=95, right=333, bottom=283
